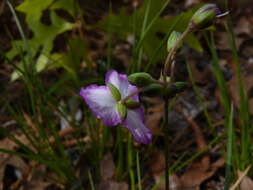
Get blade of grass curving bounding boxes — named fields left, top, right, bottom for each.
left=136, top=0, right=151, bottom=71
left=88, top=170, right=96, bottom=190
left=169, top=151, right=188, bottom=174
left=85, top=116, right=103, bottom=181
left=6, top=105, right=40, bottom=151
left=7, top=1, right=39, bottom=115
left=135, top=0, right=171, bottom=53
left=224, top=104, right=234, bottom=190
left=6, top=1, right=31, bottom=60
left=4, top=50, right=26, bottom=77
left=136, top=151, right=142, bottom=190
left=205, top=32, right=230, bottom=114
left=6, top=1, right=33, bottom=71
left=131, top=0, right=171, bottom=72
left=224, top=1, right=251, bottom=170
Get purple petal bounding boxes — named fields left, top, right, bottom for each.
left=80, top=85, right=122, bottom=126
left=122, top=108, right=152, bottom=144
left=105, top=70, right=139, bottom=101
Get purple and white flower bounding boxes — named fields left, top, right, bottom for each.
left=80, top=70, right=152, bottom=144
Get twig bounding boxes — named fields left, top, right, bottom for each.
left=230, top=165, right=251, bottom=190
left=49, top=127, right=76, bottom=144
left=62, top=136, right=90, bottom=148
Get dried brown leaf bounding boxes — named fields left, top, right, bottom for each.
left=145, top=100, right=164, bottom=135
left=100, top=153, right=115, bottom=181
left=149, top=149, right=165, bottom=178
left=235, top=17, right=253, bottom=36
left=231, top=166, right=251, bottom=190
left=179, top=158, right=225, bottom=190
left=240, top=175, right=253, bottom=190
left=98, top=181, right=128, bottom=190
left=98, top=153, right=128, bottom=190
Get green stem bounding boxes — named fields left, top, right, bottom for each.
left=116, top=127, right=124, bottom=178
left=164, top=98, right=169, bottom=190
left=161, top=21, right=194, bottom=190
left=128, top=134, right=135, bottom=190
left=163, top=25, right=193, bottom=83
left=136, top=152, right=142, bottom=190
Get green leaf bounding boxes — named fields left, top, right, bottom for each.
left=108, top=83, right=121, bottom=101
left=49, top=53, right=76, bottom=75
left=36, top=54, right=49, bottom=72
left=167, top=31, right=181, bottom=52
left=8, top=0, right=75, bottom=80
left=116, top=103, right=127, bottom=121
left=185, top=34, right=203, bottom=52
left=171, top=6, right=203, bottom=52
left=50, top=0, right=75, bottom=16
left=49, top=37, right=89, bottom=72
left=16, top=0, right=54, bottom=20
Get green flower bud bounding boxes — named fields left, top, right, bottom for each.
left=191, top=4, right=220, bottom=29
left=128, top=72, right=154, bottom=87
left=143, top=83, right=164, bottom=97
left=116, top=103, right=127, bottom=120
left=164, top=82, right=188, bottom=99
left=167, top=31, right=181, bottom=52
left=108, top=83, right=121, bottom=101
left=124, top=99, right=141, bottom=109
left=173, top=82, right=188, bottom=90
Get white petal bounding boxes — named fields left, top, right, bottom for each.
left=123, top=108, right=152, bottom=144
left=80, top=85, right=122, bottom=126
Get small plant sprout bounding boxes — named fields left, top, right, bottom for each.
left=80, top=70, right=152, bottom=144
